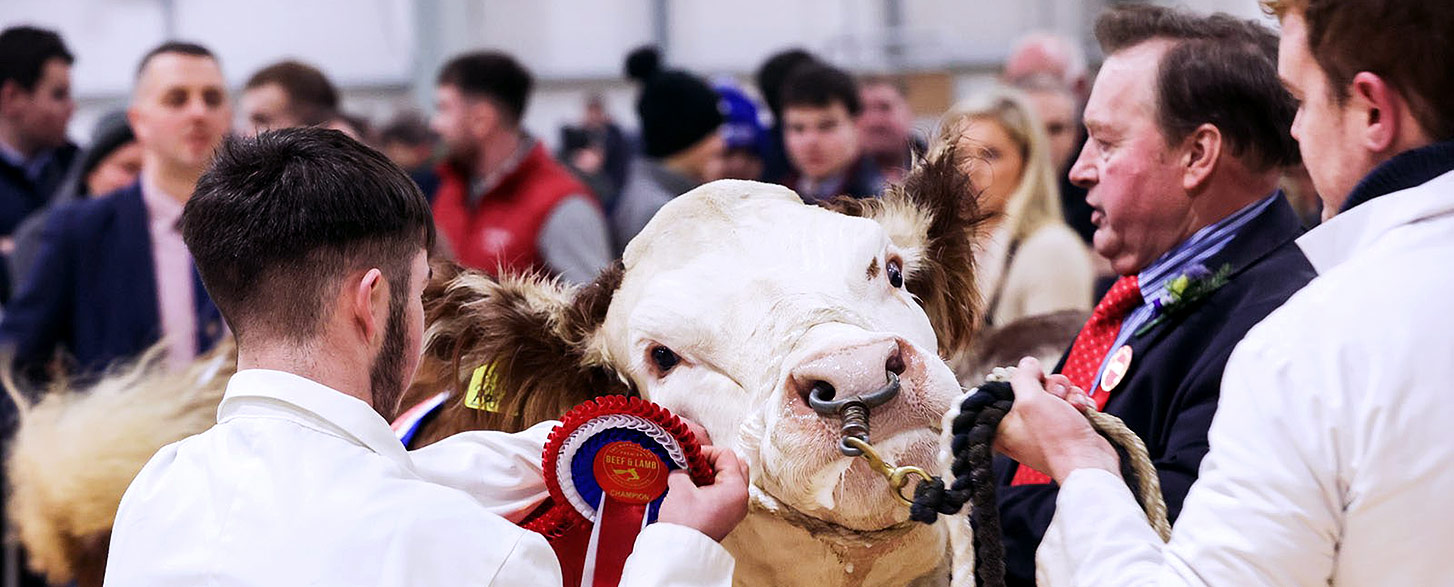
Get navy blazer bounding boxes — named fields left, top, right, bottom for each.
left=993, top=195, right=1318, bottom=586
left=0, top=142, right=78, bottom=236
left=0, top=181, right=223, bottom=385
left=0, top=142, right=80, bottom=301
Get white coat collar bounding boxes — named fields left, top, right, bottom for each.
left=1297, top=169, right=1454, bottom=273
left=217, top=369, right=412, bottom=470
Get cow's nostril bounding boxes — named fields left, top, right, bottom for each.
left=886, top=346, right=906, bottom=376
left=801, top=381, right=836, bottom=407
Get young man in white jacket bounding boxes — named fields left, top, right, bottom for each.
left=992, top=0, right=1454, bottom=584
left=103, top=128, right=748, bottom=586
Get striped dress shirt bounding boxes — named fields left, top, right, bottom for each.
left=1092, top=193, right=1279, bottom=383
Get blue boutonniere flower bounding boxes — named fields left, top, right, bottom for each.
left=1136, top=263, right=1232, bottom=336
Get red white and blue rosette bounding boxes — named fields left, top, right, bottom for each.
left=523, top=396, right=712, bottom=587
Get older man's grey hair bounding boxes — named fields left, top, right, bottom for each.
left=1003, top=31, right=1088, bottom=89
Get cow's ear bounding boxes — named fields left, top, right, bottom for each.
left=822, top=151, right=991, bottom=357
left=403, top=260, right=629, bottom=442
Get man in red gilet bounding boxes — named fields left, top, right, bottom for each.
left=429, top=52, right=612, bottom=283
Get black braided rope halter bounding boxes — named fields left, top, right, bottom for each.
left=909, top=372, right=1173, bottom=587
left=909, top=380, right=1015, bottom=587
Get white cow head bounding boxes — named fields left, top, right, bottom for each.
left=411, top=153, right=985, bottom=541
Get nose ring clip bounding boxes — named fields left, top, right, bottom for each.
left=807, top=371, right=900, bottom=457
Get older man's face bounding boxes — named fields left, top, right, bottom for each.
left=1068, top=41, right=1193, bottom=275
left=857, top=82, right=914, bottom=157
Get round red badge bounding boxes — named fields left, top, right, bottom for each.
left=1100, top=345, right=1134, bottom=393
left=592, top=441, right=670, bottom=505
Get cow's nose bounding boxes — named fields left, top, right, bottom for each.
left=789, top=336, right=908, bottom=410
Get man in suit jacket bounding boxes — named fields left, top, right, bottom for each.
left=0, top=26, right=80, bottom=304
left=0, top=41, right=231, bottom=386
left=991, top=7, right=1316, bottom=584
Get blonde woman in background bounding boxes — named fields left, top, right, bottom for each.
left=934, top=85, right=1093, bottom=327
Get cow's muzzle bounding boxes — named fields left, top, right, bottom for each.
left=788, top=334, right=912, bottom=453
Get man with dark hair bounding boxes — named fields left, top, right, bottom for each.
left=856, top=75, right=925, bottom=183
left=0, top=41, right=229, bottom=382
left=0, top=26, right=79, bottom=300
left=429, top=50, right=611, bottom=284
left=779, top=62, right=883, bottom=202
left=996, top=0, right=1454, bottom=582
left=988, top=6, right=1316, bottom=584
left=239, top=59, right=340, bottom=136
left=103, top=127, right=746, bottom=585
left=753, top=48, right=817, bottom=184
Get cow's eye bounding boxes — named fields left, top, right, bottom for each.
left=886, top=258, right=904, bottom=288
left=650, top=345, right=681, bottom=374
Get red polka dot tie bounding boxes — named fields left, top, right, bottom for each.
left=1011, top=275, right=1142, bottom=486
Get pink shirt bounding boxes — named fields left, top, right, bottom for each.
left=140, top=175, right=197, bottom=372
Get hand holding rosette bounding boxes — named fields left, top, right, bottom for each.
left=522, top=396, right=747, bottom=587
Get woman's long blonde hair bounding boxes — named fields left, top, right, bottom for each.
left=931, top=85, right=1066, bottom=245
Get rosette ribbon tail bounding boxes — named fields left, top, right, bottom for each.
left=579, top=493, right=654, bottom=587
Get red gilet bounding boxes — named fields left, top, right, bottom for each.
left=432, top=143, right=591, bottom=276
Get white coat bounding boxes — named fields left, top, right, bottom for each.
left=1038, top=169, right=1454, bottom=585
left=104, top=369, right=733, bottom=586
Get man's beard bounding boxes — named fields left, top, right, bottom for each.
left=368, top=292, right=408, bottom=422
left=444, top=140, right=478, bottom=172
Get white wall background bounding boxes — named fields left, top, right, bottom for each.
left=0, top=0, right=1272, bottom=146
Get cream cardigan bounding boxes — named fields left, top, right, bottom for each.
left=976, top=221, right=1095, bottom=327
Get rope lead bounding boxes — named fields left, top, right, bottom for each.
left=909, top=371, right=1171, bottom=587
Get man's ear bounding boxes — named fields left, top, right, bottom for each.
left=125, top=104, right=147, bottom=144
left=1348, top=71, right=1407, bottom=154
left=467, top=99, right=500, bottom=139
left=352, top=268, right=387, bottom=346
left=1181, top=123, right=1222, bottom=193
left=0, top=80, right=20, bottom=114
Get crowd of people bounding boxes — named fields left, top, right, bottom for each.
left=3, top=0, right=1454, bottom=583
left=0, top=19, right=1109, bottom=391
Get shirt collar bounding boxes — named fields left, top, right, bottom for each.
left=467, top=135, right=537, bottom=206
left=0, top=138, right=54, bottom=181
left=797, top=171, right=847, bottom=203
left=217, top=369, right=411, bottom=469
left=1340, top=140, right=1454, bottom=214
left=1299, top=168, right=1454, bottom=273
left=140, top=172, right=187, bottom=227
left=1137, top=193, right=1277, bottom=302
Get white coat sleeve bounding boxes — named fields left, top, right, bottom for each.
left=1037, top=325, right=1344, bottom=586
left=619, top=523, right=736, bottom=586
left=487, top=529, right=569, bottom=586
left=407, top=421, right=557, bottom=521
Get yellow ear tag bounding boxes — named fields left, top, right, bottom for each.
left=463, top=363, right=501, bottom=413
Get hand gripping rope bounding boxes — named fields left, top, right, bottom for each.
left=813, top=367, right=1170, bottom=587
